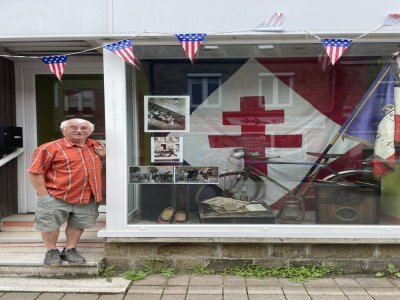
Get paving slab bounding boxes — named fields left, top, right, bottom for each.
left=189, top=275, right=223, bottom=285
left=187, top=285, right=223, bottom=294
left=355, top=277, right=396, bottom=287
left=0, top=292, right=40, bottom=300
left=0, top=277, right=130, bottom=293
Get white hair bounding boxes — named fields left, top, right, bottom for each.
left=60, top=118, right=94, bottom=132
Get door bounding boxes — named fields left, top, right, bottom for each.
left=16, top=61, right=105, bottom=213
left=35, top=74, right=106, bottom=211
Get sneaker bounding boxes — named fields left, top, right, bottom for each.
left=44, top=249, right=62, bottom=266
left=60, top=248, right=86, bottom=264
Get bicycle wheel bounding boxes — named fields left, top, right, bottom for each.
left=322, top=169, right=378, bottom=187
left=219, top=170, right=265, bottom=201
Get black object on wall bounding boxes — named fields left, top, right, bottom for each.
left=0, top=125, right=23, bottom=156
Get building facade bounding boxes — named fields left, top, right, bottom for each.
left=1, top=0, right=400, bottom=271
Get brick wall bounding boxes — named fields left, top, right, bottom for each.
left=103, top=241, right=400, bottom=274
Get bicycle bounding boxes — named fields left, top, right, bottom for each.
left=195, top=148, right=378, bottom=222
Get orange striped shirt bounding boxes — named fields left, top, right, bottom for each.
left=27, top=137, right=103, bottom=204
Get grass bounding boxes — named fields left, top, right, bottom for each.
left=375, top=263, right=400, bottom=278
left=120, top=257, right=341, bottom=283
left=223, top=264, right=341, bottom=283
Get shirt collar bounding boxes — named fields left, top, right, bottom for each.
left=63, top=137, right=95, bottom=148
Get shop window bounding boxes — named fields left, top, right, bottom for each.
left=125, top=43, right=400, bottom=227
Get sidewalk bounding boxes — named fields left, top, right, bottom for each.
left=1, top=274, right=400, bottom=299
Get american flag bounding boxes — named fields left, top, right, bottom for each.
left=176, top=33, right=206, bottom=62
left=383, top=13, right=400, bottom=26
left=254, top=12, right=284, bottom=32
left=104, top=39, right=137, bottom=67
left=321, top=39, right=352, bottom=66
left=40, top=55, right=68, bottom=81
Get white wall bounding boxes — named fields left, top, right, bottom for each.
left=0, top=0, right=398, bottom=38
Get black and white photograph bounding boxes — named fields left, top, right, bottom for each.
left=129, top=166, right=174, bottom=184
left=144, top=95, right=190, bottom=132
left=151, top=136, right=183, bottom=163
left=174, top=166, right=219, bottom=184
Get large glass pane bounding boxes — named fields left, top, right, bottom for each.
left=127, top=43, right=400, bottom=225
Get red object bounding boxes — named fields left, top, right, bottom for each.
left=208, top=96, right=302, bottom=174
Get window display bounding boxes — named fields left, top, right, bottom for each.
left=126, top=43, right=400, bottom=226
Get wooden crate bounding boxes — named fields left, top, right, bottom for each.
left=314, top=181, right=380, bottom=224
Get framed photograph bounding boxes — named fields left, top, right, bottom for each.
left=144, top=95, right=190, bottom=132
left=174, top=166, right=219, bottom=184
left=129, top=166, right=174, bottom=184
left=151, top=136, right=183, bottom=163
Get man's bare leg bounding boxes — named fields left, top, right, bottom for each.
left=41, top=229, right=60, bottom=250
left=64, top=226, right=84, bottom=249
left=62, top=226, right=86, bottom=264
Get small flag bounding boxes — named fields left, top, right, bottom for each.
left=321, top=39, right=352, bottom=66
left=104, top=39, right=137, bottom=67
left=176, top=33, right=206, bottom=62
left=40, top=55, right=68, bottom=81
left=254, top=12, right=284, bottom=32
left=383, top=13, right=400, bottom=26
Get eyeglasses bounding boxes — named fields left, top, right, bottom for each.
left=69, top=126, right=91, bottom=132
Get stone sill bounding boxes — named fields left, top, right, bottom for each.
left=104, top=237, right=400, bottom=244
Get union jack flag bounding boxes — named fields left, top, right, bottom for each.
left=176, top=33, right=206, bottom=62
left=321, top=39, right=352, bottom=66
left=40, top=55, right=68, bottom=81
left=104, top=39, right=137, bottom=67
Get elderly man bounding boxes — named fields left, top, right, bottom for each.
left=27, top=118, right=105, bottom=266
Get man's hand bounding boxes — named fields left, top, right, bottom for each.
left=94, top=144, right=106, bottom=159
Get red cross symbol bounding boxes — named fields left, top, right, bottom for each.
left=208, top=96, right=302, bottom=174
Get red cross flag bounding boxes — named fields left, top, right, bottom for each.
left=174, top=58, right=369, bottom=208
left=176, top=33, right=206, bottom=62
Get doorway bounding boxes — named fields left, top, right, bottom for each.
left=35, top=74, right=106, bottom=209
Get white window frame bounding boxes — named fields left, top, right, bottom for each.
left=98, top=42, right=400, bottom=242
left=188, top=73, right=222, bottom=108
left=258, top=72, right=295, bottom=107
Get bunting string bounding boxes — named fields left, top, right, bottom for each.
left=0, top=14, right=397, bottom=80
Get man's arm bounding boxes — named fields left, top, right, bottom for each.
left=28, top=173, right=48, bottom=196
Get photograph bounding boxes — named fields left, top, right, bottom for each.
left=129, top=166, right=174, bottom=184
left=174, top=166, right=219, bottom=184
left=144, top=95, right=190, bottom=132
left=151, top=136, right=183, bottom=163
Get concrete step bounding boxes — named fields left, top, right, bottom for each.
left=0, top=213, right=106, bottom=277
left=0, top=245, right=104, bottom=277
left=0, top=244, right=104, bottom=277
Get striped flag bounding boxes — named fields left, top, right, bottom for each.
left=254, top=12, right=284, bottom=31
left=40, top=55, right=68, bottom=81
left=321, top=39, right=352, bottom=66
left=383, top=13, right=400, bottom=26
left=176, top=33, right=206, bottom=62
left=341, top=60, right=400, bottom=177
left=104, top=39, right=137, bottom=67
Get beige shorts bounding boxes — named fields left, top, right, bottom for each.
left=34, top=193, right=99, bottom=232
